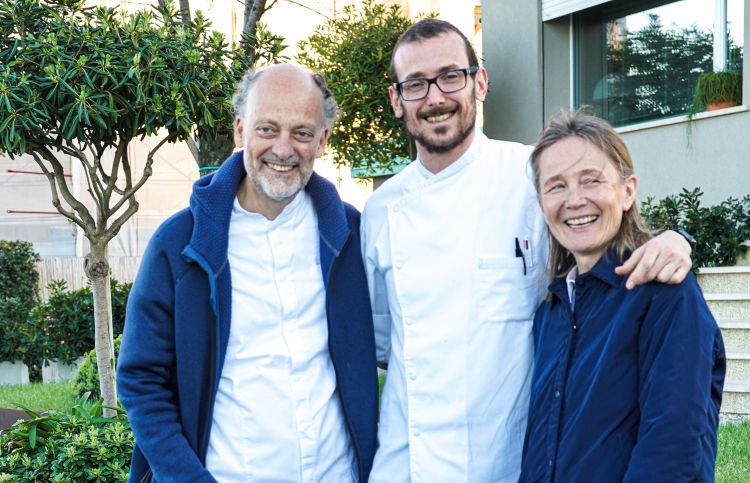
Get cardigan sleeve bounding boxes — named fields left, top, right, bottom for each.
left=623, top=276, right=724, bottom=482
left=117, top=225, right=217, bottom=483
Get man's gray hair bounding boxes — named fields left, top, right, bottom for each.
left=232, top=67, right=340, bottom=129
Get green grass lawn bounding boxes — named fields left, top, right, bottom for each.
left=1, top=379, right=749, bottom=481
left=716, top=420, right=750, bottom=482
left=0, top=380, right=77, bottom=415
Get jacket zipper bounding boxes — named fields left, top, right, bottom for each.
left=198, top=310, right=218, bottom=460
left=324, top=232, right=364, bottom=480
left=182, top=249, right=220, bottom=463
left=551, top=303, right=579, bottom=482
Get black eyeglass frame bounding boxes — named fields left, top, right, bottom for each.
left=394, top=65, right=480, bottom=101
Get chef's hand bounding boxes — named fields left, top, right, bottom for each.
left=615, top=230, right=692, bottom=290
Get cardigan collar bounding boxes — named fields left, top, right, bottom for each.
left=184, top=151, right=350, bottom=275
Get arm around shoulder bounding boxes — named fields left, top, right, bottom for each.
left=616, top=230, right=692, bottom=289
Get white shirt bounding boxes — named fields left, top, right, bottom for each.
left=361, top=132, right=548, bottom=482
left=205, top=191, right=356, bottom=482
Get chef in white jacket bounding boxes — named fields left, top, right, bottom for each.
left=361, top=19, right=693, bottom=483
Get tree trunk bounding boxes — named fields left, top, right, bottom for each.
left=189, top=130, right=235, bottom=176
left=243, top=0, right=268, bottom=63
left=179, top=0, right=191, bottom=26
left=85, top=243, right=117, bottom=417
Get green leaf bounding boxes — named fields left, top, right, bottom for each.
left=28, top=424, right=37, bottom=449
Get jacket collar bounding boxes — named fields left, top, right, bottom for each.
left=184, top=151, right=351, bottom=275
left=548, top=249, right=625, bottom=303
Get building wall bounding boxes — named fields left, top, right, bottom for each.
left=482, top=0, right=750, bottom=205
left=481, top=0, right=545, bottom=145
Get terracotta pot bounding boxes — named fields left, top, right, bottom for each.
left=706, top=101, right=737, bottom=111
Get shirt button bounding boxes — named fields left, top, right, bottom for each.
left=409, top=373, right=416, bottom=381
left=395, top=262, right=403, bottom=270
left=548, top=460, right=553, bottom=467
left=393, top=205, right=400, bottom=213
left=405, top=318, right=412, bottom=326
left=413, top=429, right=420, bottom=437
left=555, top=391, right=560, bottom=398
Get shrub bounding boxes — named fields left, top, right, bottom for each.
left=0, top=240, right=40, bottom=305
left=35, top=280, right=130, bottom=365
left=0, top=298, right=32, bottom=365
left=0, top=396, right=132, bottom=482
left=74, top=335, right=122, bottom=401
left=2, top=300, right=49, bottom=381
left=0, top=242, right=42, bottom=374
left=641, top=188, right=750, bottom=268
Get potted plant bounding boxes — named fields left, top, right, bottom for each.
left=691, top=70, right=742, bottom=112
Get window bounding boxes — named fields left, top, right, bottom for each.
left=575, top=0, right=744, bottom=127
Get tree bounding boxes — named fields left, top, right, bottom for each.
left=171, top=0, right=288, bottom=174
left=0, top=0, right=244, bottom=414
left=182, top=16, right=287, bottom=173
left=296, top=0, right=412, bottom=174
left=241, top=0, right=279, bottom=63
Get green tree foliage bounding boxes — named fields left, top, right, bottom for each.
left=641, top=188, right=750, bottom=269
left=169, top=0, right=288, bottom=172
left=186, top=19, right=288, bottom=172
left=296, top=0, right=412, bottom=173
left=603, top=14, right=743, bottom=125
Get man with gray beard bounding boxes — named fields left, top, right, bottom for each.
left=118, top=64, right=377, bottom=482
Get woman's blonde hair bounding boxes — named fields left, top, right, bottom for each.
left=530, top=108, right=653, bottom=278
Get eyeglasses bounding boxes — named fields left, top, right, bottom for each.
left=395, top=66, right=479, bottom=101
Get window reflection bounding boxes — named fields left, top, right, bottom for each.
left=576, top=0, right=744, bottom=127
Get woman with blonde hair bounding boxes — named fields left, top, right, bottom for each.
left=519, top=109, right=725, bottom=482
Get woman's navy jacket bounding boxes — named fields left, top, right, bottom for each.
left=520, top=253, right=725, bottom=482
left=117, top=152, right=378, bottom=482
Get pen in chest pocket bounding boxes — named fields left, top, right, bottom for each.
left=514, top=237, right=527, bottom=276
left=523, top=238, right=533, bottom=267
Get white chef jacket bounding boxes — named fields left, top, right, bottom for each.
left=206, top=192, right=356, bottom=482
left=361, top=131, right=548, bottom=482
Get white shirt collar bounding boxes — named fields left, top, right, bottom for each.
left=415, top=129, right=486, bottom=181
left=231, top=190, right=305, bottom=227
left=566, top=265, right=578, bottom=307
